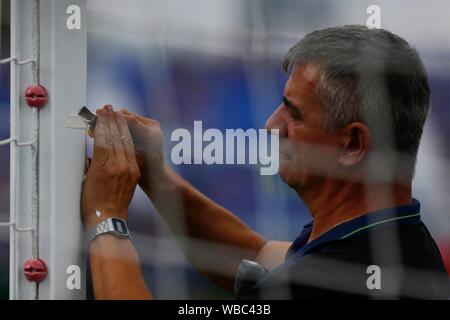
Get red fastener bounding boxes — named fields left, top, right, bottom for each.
left=24, top=85, right=48, bottom=108
left=24, top=258, right=48, bottom=283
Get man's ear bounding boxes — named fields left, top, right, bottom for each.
left=338, top=122, right=371, bottom=167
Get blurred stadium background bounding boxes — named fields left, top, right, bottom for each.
left=0, top=0, right=449, bottom=299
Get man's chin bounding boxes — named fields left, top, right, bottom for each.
left=278, top=165, right=300, bottom=189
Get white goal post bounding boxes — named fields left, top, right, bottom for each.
left=6, top=0, right=87, bottom=299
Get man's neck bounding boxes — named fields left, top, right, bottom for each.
left=298, top=180, right=412, bottom=242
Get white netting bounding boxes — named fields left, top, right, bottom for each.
left=0, top=0, right=40, bottom=300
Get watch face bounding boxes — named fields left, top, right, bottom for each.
left=111, top=218, right=128, bottom=235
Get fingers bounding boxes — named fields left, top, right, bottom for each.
left=92, top=109, right=112, bottom=164
left=116, top=111, right=138, bottom=164
left=119, top=109, right=142, bottom=128
left=87, top=128, right=95, bottom=139
left=120, top=108, right=155, bottom=125
left=119, top=110, right=139, bottom=127
left=94, top=105, right=153, bottom=167
left=86, top=157, right=92, bottom=170
left=104, top=106, right=127, bottom=162
left=119, top=109, right=136, bottom=118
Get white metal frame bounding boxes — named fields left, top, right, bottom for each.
left=7, top=0, right=87, bottom=299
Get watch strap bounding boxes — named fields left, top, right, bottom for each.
left=88, top=217, right=131, bottom=244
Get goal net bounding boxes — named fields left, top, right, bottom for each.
left=0, top=0, right=87, bottom=300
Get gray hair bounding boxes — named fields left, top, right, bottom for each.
left=283, top=25, right=430, bottom=178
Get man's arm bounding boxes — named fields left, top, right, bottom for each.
left=254, top=241, right=293, bottom=270
left=142, top=163, right=267, bottom=293
left=81, top=106, right=152, bottom=299
left=89, top=235, right=152, bottom=299
left=121, top=110, right=291, bottom=294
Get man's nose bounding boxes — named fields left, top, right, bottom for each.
left=265, top=105, right=287, bottom=137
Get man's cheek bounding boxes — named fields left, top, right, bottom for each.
left=309, top=151, right=339, bottom=178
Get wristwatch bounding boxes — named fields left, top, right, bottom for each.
left=88, top=217, right=131, bottom=244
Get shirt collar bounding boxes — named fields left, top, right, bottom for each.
left=285, top=198, right=422, bottom=261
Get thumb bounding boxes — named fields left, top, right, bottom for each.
left=86, top=157, right=92, bottom=171
left=82, top=157, right=92, bottom=183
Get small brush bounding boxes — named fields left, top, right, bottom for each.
left=78, top=106, right=97, bottom=130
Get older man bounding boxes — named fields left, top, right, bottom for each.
left=81, top=25, right=448, bottom=299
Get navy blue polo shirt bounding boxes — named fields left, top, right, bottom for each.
left=239, top=199, right=449, bottom=299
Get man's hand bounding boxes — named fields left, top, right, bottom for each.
left=118, top=109, right=165, bottom=192
left=81, top=105, right=140, bottom=230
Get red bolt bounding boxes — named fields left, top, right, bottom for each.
left=24, top=258, right=48, bottom=283
left=24, top=85, right=48, bottom=108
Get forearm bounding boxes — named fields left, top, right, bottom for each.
left=89, top=234, right=153, bottom=300
left=140, top=164, right=267, bottom=293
